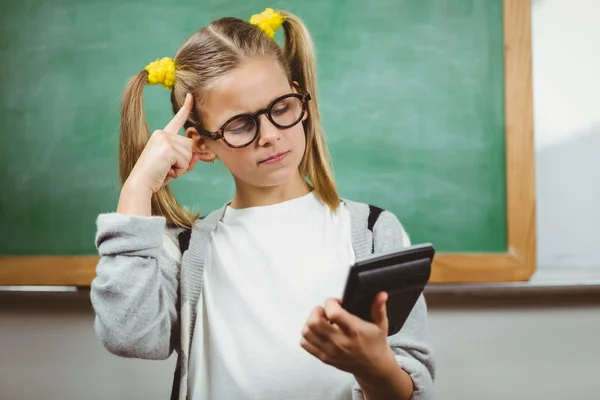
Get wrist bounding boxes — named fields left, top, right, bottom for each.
left=117, top=178, right=153, bottom=216
left=122, top=176, right=153, bottom=196
left=355, top=348, right=398, bottom=387
left=354, top=349, right=414, bottom=400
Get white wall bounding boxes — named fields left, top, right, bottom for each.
left=430, top=302, right=600, bottom=400
left=2, top=294, right=599, bottom=400
left=533, top=0, right=600, bottom=270
left=0, top=293, right=176, bottom=400
left=1, top=1, right=599, bottom=399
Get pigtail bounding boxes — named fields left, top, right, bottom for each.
left=119, top=71, right=196, bottom=228
left=279, top=11, right=340, bottom=211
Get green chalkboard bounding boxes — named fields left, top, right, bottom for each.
left=0, top=0, right=507, bottom=256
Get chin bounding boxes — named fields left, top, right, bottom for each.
left=256, top=167, right=299, bottom=187
left=237, top=161, right=300, bottom=188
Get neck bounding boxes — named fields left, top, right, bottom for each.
left=230, top=172, right=312, bottom=209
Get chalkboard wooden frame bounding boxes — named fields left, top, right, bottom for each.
left=0, top=0, right=535, bottom=286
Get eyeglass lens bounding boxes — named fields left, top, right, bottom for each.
left=222, top=95, right=304, bottom=147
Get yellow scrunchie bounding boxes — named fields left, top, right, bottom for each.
left=249, top=8, right=286, bottom=39
left=144, top=57, right=176, bottom=89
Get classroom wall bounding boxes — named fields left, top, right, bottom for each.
left=1, top=0, right=598, bottom=399
left=2, top=293, right=598, bottom=400
left=533, top=0, right=600, bottom=270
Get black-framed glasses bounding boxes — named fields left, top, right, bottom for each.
left=196, top=91, right=311, bottom=148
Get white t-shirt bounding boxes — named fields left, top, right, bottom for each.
left=187, top=191, right=357, bottom=399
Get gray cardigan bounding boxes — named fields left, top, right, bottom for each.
left=90, top=198, right=435, bottom=400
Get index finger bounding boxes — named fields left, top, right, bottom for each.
left=324, top=298, right=363, bottom=332
left=163, top=93, right=194, bottom=134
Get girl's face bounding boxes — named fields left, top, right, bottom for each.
left=189, top=57, right=308, bottom=194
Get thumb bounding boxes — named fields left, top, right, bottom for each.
left=371, top=291, right=389, bottom=331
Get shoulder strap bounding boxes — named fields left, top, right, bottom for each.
left=368, top=204, right=384, bottom=253
left=177, top=229, right=192, bottom=253
left=176, top=214, right=208, bottom=254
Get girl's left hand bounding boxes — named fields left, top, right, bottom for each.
left=300, top=291, right=397, bottom=379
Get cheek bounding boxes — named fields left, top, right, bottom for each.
left=214, top=145, right=255, bottom=172
left=289, top=125, right=307, bottom=155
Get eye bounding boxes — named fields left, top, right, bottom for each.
left=225, top=117, right=255, bottom=135
left=272, top=104, right=290, bottom=116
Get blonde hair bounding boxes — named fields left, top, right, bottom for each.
left=119, top=11, right=339, bottom=228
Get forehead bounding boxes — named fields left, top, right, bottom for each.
left=201, top=57, right=291, bottom=124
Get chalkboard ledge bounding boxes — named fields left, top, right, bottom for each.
left=1, top=266, right=599, bottom=304
left=425, top=265, right=600, bottom=300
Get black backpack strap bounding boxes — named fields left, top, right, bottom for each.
left=169, top=362, right=181, bottom=400
left=177, top=229, right=192, bottom=253
left=176, top=214, right=207, bottom=254
left=368, top=204, right=384, bottom=253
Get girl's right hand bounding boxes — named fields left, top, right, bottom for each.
left=126, top=93, right=200, bottom=194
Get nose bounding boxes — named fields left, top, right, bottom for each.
left=256, top=114, right=281, bottom=146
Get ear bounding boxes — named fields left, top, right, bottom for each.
left=186, top=127, right=218, bottom=163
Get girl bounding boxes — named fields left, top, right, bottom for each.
left=91, top=8, right=435, bottom=400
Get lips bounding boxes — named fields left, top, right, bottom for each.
left=259, top=151, right=289, bottom=164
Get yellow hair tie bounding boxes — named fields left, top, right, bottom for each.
left=144, top=57, right=176, bottom=89
left=249, top=8, right=286, bottom=39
